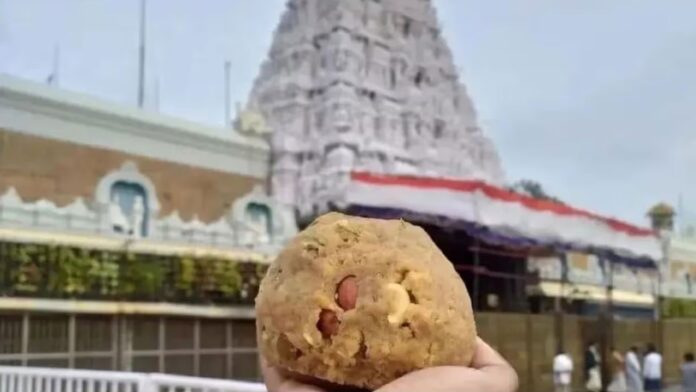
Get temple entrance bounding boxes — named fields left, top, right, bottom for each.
left=419, top=222, right=531, bottom=312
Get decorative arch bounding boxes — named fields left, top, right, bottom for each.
left=231, top=185, right=298, bottom=242
left=245, top=202, right=273, bottom=237
left=95, top=161, right=160, bottom=236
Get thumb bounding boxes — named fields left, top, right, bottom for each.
left=471, top=337, right=519, bottom=391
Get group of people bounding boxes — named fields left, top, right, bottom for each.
left=553, top=342, right=696, bottom=392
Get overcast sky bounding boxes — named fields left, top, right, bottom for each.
left=1, top=0, right=695, bottom=227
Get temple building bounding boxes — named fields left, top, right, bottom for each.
left=0, top=74, right=297, bottom=380
left=247, top=0, right=661, bottom=316
left=0, top=75, right=297, bottom=248
left=247, top=0, right=504, bottom=220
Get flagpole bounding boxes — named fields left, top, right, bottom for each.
left=137, top=0, right=147, bottom=108
left=678, top=193, right=684, bottom=235
left=52, top=45, right=60, bottom=86
left=46, top=44, right=60, bottom=86
left=154, top=77, right=160, bottom=111
left=224, top=60, right=231, bottom=127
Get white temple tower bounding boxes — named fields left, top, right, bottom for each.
left=247, top=0, right=505, bottom=218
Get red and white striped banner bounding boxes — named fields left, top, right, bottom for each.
left=346, top=172, right=661, bottom=261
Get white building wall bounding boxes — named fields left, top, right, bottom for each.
left=0, top=75, right=269, bottom=179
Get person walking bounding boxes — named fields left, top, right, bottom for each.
left=681, top=352, right=696, bottom=392
left=608, top=347, right=627, bottom=392
left=625, top=346, right=643, bottom=392
left=585, top=342, right=602, bottom=392
left=643, top=343, right=662, bottom=392
left=553, top=349, right=574, bottom=392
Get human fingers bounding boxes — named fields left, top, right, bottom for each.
left=277, top=379, right=328, bottom=392
left=260, top=357, right=326, bottom=392
left=375, top=338, right=518, bottom=392
left=470, top=337, right=518, bottom=391
left=471, top=337, right=509, bottom=369
left=260, top=356, right=284, bottom=392
left=373, top=366, right=479, bottom=392
left=382, top=366, right=517, bottom=392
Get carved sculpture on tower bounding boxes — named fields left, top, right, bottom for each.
left=247, top=0, right=505, bottom=219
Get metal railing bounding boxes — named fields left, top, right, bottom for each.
left=0, top=365, right=267, bottom=392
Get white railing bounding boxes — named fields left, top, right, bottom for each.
left=149, top=373, right=266, bottom=392
left=0, top=366, right=267, bottom=392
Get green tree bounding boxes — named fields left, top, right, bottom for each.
left=510, top=179, right=564, bottom=204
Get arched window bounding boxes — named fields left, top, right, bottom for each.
left=95, top=161, right=160, bottom=238
left=245, top=202, right=272, bottom=239
left=111, top=181, right=149, bottom=236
